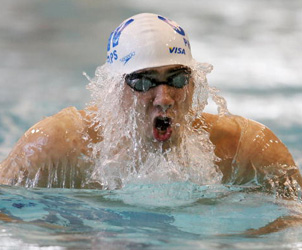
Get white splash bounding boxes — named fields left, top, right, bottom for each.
left=84, top=61, right=229, bottom=190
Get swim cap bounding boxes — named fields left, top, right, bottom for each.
left=106, top=13, right=193, bottom=74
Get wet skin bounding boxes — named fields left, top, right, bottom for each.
left=122, top=65, right=194, bottom=147
left=0, top=65, right=302, bottom=196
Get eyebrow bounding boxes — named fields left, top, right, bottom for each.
left=167, top=67, right=191, bottom=76
left=129, top=66, right=191, bottom=78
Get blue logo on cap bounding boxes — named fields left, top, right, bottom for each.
left=169, top=47, right=186, bottom=54
left=107, top=18, right=134, bottom=52
left=158, top=16, right=185, bottom=36
left=107, top=18, right=134, bottom=64
left=120, top=51, right=136, bottom=65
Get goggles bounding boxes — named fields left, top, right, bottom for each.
left=125, top=67, right=191, bottom=92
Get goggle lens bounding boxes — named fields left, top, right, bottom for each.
left=125, top=68, right=191, bottom=92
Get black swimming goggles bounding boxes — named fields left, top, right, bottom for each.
left=125, top=67, right=192, bottom=92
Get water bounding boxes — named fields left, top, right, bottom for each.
left=86, top=62, right=223, bottom=190
left=1, top=183, right=302, bottom=249
left=1, top=0, right=302, bottom=249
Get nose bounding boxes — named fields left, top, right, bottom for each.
left=153, top=85, right=175, bottom=111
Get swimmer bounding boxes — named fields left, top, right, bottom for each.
left=0, top=13, right=301, bottom=197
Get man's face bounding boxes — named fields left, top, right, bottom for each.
left=122, top=64, right=194, bottom=146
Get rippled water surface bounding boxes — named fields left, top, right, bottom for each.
left=1, top=0, right=302, bottom=249
left=1, top=183, right=302, bottom=249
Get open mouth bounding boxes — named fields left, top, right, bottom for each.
left=153, top=116, right=172, bottom=142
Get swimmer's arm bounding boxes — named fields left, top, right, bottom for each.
left=0, top=107, right=92, bottom=187
left=0, top=211, right=65, bottom=229
left=202, top=113, right=302, bottom=191
left=243, top=215, right=302, bottom=236
left=203, top=114, right=302, bottom=234
left=235, top=117, right=302, bottom=190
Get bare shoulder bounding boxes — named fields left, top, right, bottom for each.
left=16, top=106, right=89, bottom=158
left=201, top=112, right=294, bottom=166
left=0, top=107, right=95, bottom=186
left=199, top=113, right=242, bottom=161
left=200, top=113, right=302, bottom=192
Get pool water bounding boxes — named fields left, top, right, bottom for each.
left=1, top=183, right=301, bottom=249
left=1, top=0, right=302, bottom=249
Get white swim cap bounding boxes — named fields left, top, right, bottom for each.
left=106, top=13, right=193, bottom=74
